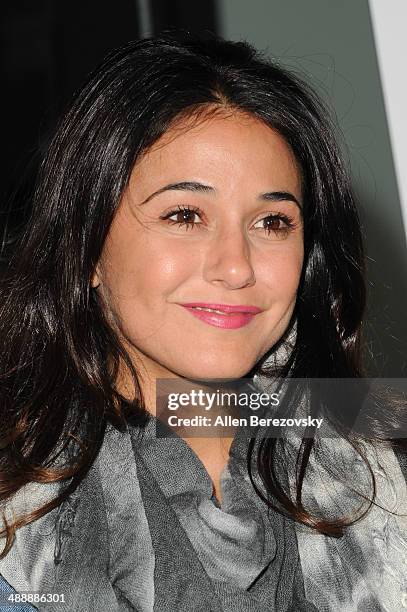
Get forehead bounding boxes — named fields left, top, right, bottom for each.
left=129, top=109, right=302, bottom=196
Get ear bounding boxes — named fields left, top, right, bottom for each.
left=91, top=264, right=101, bottom=289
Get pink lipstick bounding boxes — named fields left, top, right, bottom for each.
left=179, top=303, right=262, bottom=329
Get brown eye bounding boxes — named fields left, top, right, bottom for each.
left=160, top=204, right=203, bottom=229
left=172, top=209, right=199, bottom=224
left=253, top=213, right=295, bottom=236
left=263, top=217, right=282, bottom=231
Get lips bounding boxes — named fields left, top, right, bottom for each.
left=179, top=303, right=262, bottom=329
left=180, top=303, right=262, bottom=314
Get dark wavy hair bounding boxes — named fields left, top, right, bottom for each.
left=1, top=32, right=405, bottom=555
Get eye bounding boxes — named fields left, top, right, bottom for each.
left=160, top=205, right=203, bottom=230
left=253, top=213, right=296, bottom=236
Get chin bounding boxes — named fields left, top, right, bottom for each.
left=178, top=360, right=255, bottom=383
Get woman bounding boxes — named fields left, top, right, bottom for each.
left=0, top=33, right=406, bottom=611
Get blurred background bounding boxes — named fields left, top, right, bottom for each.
left=1, top=0, right=406, bottom=376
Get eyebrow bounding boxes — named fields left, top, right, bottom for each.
left=140, top=180, right=301, bottom=208
left=140, top=181, right=214, bottom=205
left=260, top=191, right=301, bottom=209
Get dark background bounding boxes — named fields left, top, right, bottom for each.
left=1, top=0, right=406, bottom=377
left=0, top=0, right=218, bottom=248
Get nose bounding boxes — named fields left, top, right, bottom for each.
left=202, top=225, right=256, bottom=290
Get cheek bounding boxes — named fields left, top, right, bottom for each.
left=101, top=234, right=198, bottom=312
left=259, top=245, right=304, bottom=301
left=133, top=237, right=200, bottom=298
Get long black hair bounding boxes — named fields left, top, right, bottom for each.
left=1, top=32, right=403, bottom=555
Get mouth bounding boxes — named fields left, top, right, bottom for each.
left=178, top=303, right=263, bottom=329
left=179, top=303, right=263, bottom=314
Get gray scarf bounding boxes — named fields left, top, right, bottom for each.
left=1, top=386, right=407, bottom=611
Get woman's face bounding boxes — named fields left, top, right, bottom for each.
left=93, top=111, right=303, bottom=383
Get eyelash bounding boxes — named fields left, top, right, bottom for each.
left=159, top=204, right=297, bottom=236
